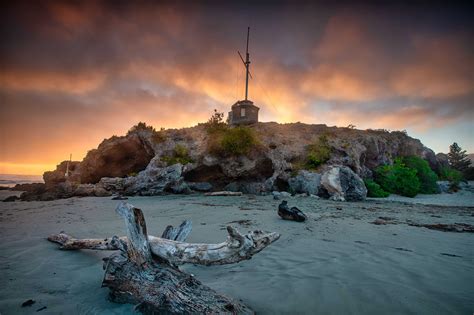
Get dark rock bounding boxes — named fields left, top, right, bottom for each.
left=125, top=162, right=185, bottom=195
left=288, top=170, right=321, bottom=195
left=11, top=183, right=46, bottom=193
left=80, top=134, right=154, bottom=184
left=43, top=160, right=80, bottom=188
left=3, top=195, right=19, bottom=202
left=21, top=299, right=35, bottom=307
left=277, top=200, right=306, bottom=222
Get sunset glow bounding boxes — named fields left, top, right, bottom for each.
left=1, top=1, right=473, bottom=175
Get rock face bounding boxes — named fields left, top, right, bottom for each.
left=288, top=170, right=321, bottom=195
left=320, top=166, right=367, bottom=201
left=26, top=122, right=440, bottom=201
left=80, top=134, right=154, bottom=184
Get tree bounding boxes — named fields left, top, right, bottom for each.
left=447, top=142, right=471, bottom=171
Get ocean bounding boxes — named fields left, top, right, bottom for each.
left=0, top=174, right=44, bottom=188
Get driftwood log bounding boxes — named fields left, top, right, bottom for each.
left=48, top=202, right=280, bottom=313
left=205, top=191, right=243, bottom=196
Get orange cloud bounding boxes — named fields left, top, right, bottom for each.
left=391, top=36, right=473, bottom=98
left=0, top=70, right=106, bottom=94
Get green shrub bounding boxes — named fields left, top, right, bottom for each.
left=364, top=179, right=390, bottom=197
left=204, top=110, right=227, bottom=135
left=305, top=135, right=331, bottom=169
left=439, top=166, right=463, bottom=192
left=127, top=122, right=156, bottom=135
left=162, top=144, right=193, bottom=166
left=374, top=158, right=420, bottom=197
left=402, top=156, right=439, bottom=194
left=219, top=126, right=259, bottom=156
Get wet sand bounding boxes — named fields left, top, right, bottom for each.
left=1, top=194, right=473, bottom=314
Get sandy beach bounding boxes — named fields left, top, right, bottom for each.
left=1, top=194, right=473, bottom=314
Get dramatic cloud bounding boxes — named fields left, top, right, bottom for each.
left=0, top=1, right=473, bottom=174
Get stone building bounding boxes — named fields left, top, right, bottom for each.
left=228, top=100, right=259, bottom=125
left=228, top=27, right=260, bottom=126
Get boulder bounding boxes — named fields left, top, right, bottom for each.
left=2, top=195, right=19, bottom=202
left=98, top=177, right=126, bottom=192
left=288, top=170, right=321, bottom=195
left=437, top=181, right=450, bottom=193
left=320, top=166, right=367, bottom=201
left=80, top=134, right=154, bottom=184
left=74, top=184, right=96, bottom=197
left=125, top=162, right=185, bottom=195
left=43, top=160, right=81, bottom=187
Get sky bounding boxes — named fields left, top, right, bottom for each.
left=0, top=1, right=473, bottom=175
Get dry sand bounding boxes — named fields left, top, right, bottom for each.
left=0, top=194, right=473, bottom=314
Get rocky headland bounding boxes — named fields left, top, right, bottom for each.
left=15, top=122, right=443, bottom=202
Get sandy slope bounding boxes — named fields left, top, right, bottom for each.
left=0, top=195, right=473, bottom=314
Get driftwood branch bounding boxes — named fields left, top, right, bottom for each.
left=48, top=204, right=279, bottom=266
left=98, top=202, right=253, bottom=313
left=161, top=220, right=192, bottom=241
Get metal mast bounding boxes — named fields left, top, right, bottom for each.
left=238, top=27, right=252, bottom=101
left=244, top=27, right=250, bottom=100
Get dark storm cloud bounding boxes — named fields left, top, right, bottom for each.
left=0, top=0, right=473, bottom=172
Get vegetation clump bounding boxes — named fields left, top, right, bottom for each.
left=220, top=126, right=259, bottom=156
left=364, top=179, right=390, bottom=197
left=127, top=122, right=156, bottom=135
left=402, top=156, right=439, bottom=194
left=374, top=158, right=420, bottom=197
left=204, top=110, right=260, bottom=157
left=204, top=110, right=227, bottom=134
left=128, top=122, right=166, bottom=144
left=371, top=156, right=442, bottom=197
left=448, top=142, right=471, bottom=172
left=162, top=144, right=193, bottom=166
left=305, top=135, right=331, bottom=169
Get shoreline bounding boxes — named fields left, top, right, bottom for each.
left=1, top=194, right=473, bottom=314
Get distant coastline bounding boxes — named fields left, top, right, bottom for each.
left=0, top=174, right=44, bottom=188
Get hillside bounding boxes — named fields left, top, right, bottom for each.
left=19, top=122, right=441, bottom=201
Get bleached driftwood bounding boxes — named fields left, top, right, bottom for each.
left=205, top=191, right=243, bottom=196
left=48, top=218, right=279, bottom=266
left=99, top=202, right=254, bottom=313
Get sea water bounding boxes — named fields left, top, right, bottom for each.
left=0, top=174, right=44, bottom=188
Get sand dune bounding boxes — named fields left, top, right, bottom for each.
left=1, top=195, right=473, bottom=314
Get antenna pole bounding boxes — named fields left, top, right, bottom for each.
left=245, top=27, right=250, bottom=101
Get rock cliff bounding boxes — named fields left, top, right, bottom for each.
left=21, top=122, right=441, bottom=201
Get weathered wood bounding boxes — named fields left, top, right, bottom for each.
left=115, top=202, right=153, bottom=266
left=100, top=202, right=254, bottom=314
left=161, top=220, right=192, bottom=241
left=48, top=226, right=280, bottom=266
left=205, top=191, right=243, bottom=196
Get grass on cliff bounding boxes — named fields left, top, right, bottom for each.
left=207, top=126, right=260, bottom=157
left=127, top=122, right=166, bottom=144
left=162, top=144, right=193, bottom=166
left=204, top=110, right=260, bottom=157
left=305, top=135, right=331, bottom=170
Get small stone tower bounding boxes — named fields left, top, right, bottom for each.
left=228, top=27, right=259, bottom=125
